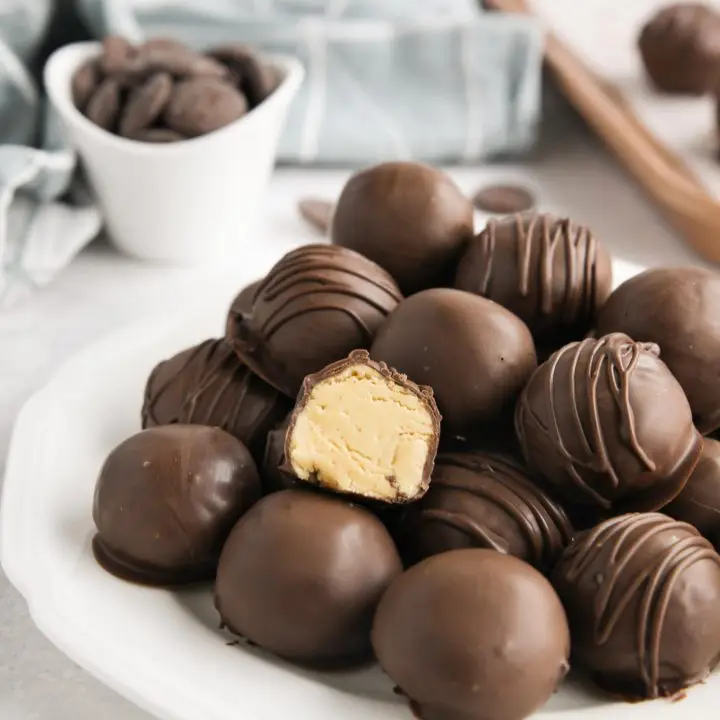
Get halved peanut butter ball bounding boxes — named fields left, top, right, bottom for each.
left=286, top=350, right=440, bottom=503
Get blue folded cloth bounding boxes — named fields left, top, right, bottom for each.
left=79, top=0, right=543, bottom=164
left=0, top=0, right=542, bottom=307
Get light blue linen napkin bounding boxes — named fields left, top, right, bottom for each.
left=0, top=0, right=542, bottom=307
left=80, top=0, right=543, bottom=164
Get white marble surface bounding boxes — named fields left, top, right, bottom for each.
left=0, top=113, right=712, bottom=719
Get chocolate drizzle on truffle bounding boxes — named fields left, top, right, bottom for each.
left=228, top=244, right=403, bottom=397
left=553, top=513, right=720, bottom=699
left=252, top=249, right=399, bottom=340
left=142, top=338, right=290, bottom=457
left=455, top=213, right=612, bottom=341
left=399, top=452, right=572, bottom=571
left=516, top=333, right=701, bottom=511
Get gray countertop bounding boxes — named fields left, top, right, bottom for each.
left=0, top=117, right=706, bottom=718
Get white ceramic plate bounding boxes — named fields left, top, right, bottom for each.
left=3, top=258, right=717, bottom=720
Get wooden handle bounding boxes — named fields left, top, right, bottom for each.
left=487, top=0, right=720, bottom=262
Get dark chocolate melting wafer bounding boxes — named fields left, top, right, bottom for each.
left=137, top=40, right=228, bottom=79
left=129, top=128, right=186, bottom=143
left=471, top=184, right=535, bottom=214
left=100, top=35, right=136, bottom=76
left=85, top=77, right=122, bottom=131
left=72, top=60, right=101, bottom=111
left=297, top=198, right=334, bottom=234
left=119, top=72, right=174, bottom=137
left=285, top=350, right=441, bottom=503
left=164, top=77, right=248, bottom=137
left=207, top=44, right=277, bottom=106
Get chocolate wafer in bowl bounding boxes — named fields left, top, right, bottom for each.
left=45, top=40, right=304, bottom=263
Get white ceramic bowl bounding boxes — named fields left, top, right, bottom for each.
left=44, top=42, right=304, bottom=264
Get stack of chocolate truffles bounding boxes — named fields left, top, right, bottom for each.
left=92, top=160, right=720, bottom=720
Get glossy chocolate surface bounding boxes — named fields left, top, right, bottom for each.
left=372, top=549, right=570, bottom=720
left=215, top=489, right=402, bottom=667
left=331, top=162, right=473, bottom=294
left=142, top=338, right=291, bottom=458
left=370, top=288, right=537, bottom=434
left=93, top=425, right=260, bottom=585
left=665, top=437, right=720, bottom=550
left=455, top=213, right=612, bottom=342
left=398, top=452, right=572, bottom=572
left=553, top=513, right=720, bottom=699
left=596, top=266, right=720, bottom=434
left=227, top=244, right=402, bottom=397
left=471, top=184, right=535, bottom=214
left=516, top=333, right=701, bottom=512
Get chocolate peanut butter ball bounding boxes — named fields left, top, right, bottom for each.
left=397, top=452, right=573, bottom=572
left=371, top=288, right=537, bottom=434
left=372, top=549, right=570, bottom=720
left=285, top=350, right=440, bottom=503
left=215, top=489, right=402, bottom=668
left=331, top=162, right=474, bottom=294
left=93, top=425, right=260, bottom=585
left=516, top=334, right=701, bottom=512
left=553, top=513, right=720, bottom=699
left=228, top=244, right=402, bottom=397
left=596, top=266, right=720, bottom=434
left=455, top=213, right=612, bottom=343
left=665, top=438, right=720, bottom=549
left=638, top=4, right=720, bottom=95
left=142, top=338, right=291, bottom=459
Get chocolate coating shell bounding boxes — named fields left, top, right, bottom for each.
left=638, top=4, right=720, bottom=95
left=398, top=452, right=573, bottom=572
left=215, top=489, right=402, bottom=668
left=331, top=162, right=474, bottom=294
left=596, top=267, right=720, bottom=434
left=93, top=425, right=260, bottom=585
left=665, top=438, right=720, bottom=550
left=261, top=416, right=297, bottom=494
left=370, top=288, right=537, bottom=434
left=455, top=213, right=612, bottom=343
left=553, top=513, right=720, bottom=699
left=228, top=244, right=403, bottom=397
left=142, top=338, right=291, bottom=459
left=372, top=549, right=570, bottom=720
left=516, top=334, right=701, bottom=512
left=224, top=279, right=262, bottom=337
